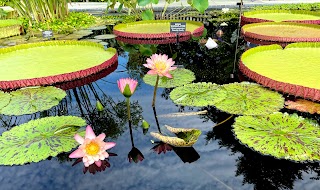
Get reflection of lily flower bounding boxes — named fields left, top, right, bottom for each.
left=72, top=153, right=117, bottom=174
left=117, top=78, right=138, bottom=98
left=151, top=142, right=173, bottom=154
left=128, top=147, right=144, bottom=163
left=143, top=54, right=177, bottom=78
left=222, top=8, right=229, bottom=13
left=69, top=125, right=116, bottom=167
left=205, top=37, right=218, bottom=49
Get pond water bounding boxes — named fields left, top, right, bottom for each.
left=0, top=25, right=319, bottom=190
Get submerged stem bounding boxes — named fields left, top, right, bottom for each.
left=152, top=75, right=160, bottom=107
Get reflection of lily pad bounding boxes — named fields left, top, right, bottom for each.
left=0, top=116, right=86, bottom=165
left=169, top=82, right=227, bottom=107
left=215, top=82, right=284, bottom=115
left=0, top=91, right=11, bottom=109
left=143, top=68, right=195, bottom=88
left=233, top=112, right=320, bottom=161
left=150, top=125, right=201, bottom=147
left=0, top=86, right=66, bottom=116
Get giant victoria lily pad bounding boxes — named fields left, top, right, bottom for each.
left=169, top=82, right=227, bottom=107
left=0, top=116, right=86, bottom=165
left=0, top=86, right=66, bottom=116
left=233, top=112, right=320, bottom=162
left=113, top=20, right=204, bottom=44
left=240, top=43, right=320, bottom=101
left=0, top=40, right=118, bottom=90
left=143, top=68, right=195, bottom=88
left=241, top=10, right=320, bottom=26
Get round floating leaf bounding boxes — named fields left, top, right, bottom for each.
left=215, top=82, right=284, bottom=115
left=0, top=86, right=66, bottom=116
left=94, top=34, right=116, bottom=40
left=143, top=68, right=195, bottom=88
left=0, top=116, right=86, bottom=165
left=233, top=112, right=320, bottom=162
left=150, top=125, right=201, bottom=147
left=170, top=82, right=227, bottom=107
left=0, top=91, right=11, bottom=109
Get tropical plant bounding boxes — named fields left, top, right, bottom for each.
left=0, top=116, right=86, bottom=165
left=233, top=112, right=320, bottom=162
left=9, top=0, right=69, bottom=25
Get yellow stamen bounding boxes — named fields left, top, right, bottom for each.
left=155, top=61, right=166, bottom=71
left=85, top=141, right=100, bottom=155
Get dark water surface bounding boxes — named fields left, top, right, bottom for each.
left=0, top=33, right=319, bottom=190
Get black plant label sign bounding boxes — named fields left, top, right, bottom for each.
left=42, top=30, right=53, bottom=38
left=170, top=22, right=186, bottom=33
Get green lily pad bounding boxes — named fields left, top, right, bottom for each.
left=150, top=125, right=201, bottom=147
left=215, top=82, right=284, bottom=115
left=0, top=116, right=86, bottom=165
left=143, top=68, right=195, bottom=88
left=94, top=34, right=116, bottom=40
left=233, top=112, right=320, bottom=162
left=0, top=86, right=66, bottom=116
left=169, top=82, right=227, bottom=107
left=0, top=91, right=11, bottom=109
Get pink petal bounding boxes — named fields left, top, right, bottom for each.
left=74, top=134, right=84, bottom=144
left=146, top=70, right=158, bottom=75
left=85, top=125, right=96, bottom=139
left=69, top=149, right=85, bottom=158
left=169, top=66, right=177, bottom=71
left=163, top=72, right=173, bottom=78
left=103, top=151, right=109, bottom=158
left=104, top=142, right=116, bottom=150
left=95, top=160, right=102, bottom=167
left=96, top=133, right=106, bottom=141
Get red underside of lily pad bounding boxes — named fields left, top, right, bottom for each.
left=0, top=54, right=118, bottom=91
left=239, top=61, right=320, bottom=102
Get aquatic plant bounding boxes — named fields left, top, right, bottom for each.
left=285, top=99, right=320, bottom=114
left=0, top=116, right=86, bottom=165
left=240, top=42, right=320, bottom=101
left=0, top=19, right=22, bottom=38
left=128, top=147, right=144, bottom=163
left=233, top=112, right=320, bottom=162
left=205, top=37, right=218, bottom=49
left=69, top=125, right=116, bottom=167
left=214, top=82, right=284, bottom=115
left=170, top=82, right=226, bottom=107
left=0, top=86, right=66, bottom=116
left=144, top=54, right=177, bottom=78
left=117, top=78, right=138, bottom=98
left=150, top=125, right=201, bottom=147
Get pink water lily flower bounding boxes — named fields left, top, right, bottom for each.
left=143, top=54, right=177, bottom=78
left=69, top=125, right=116, bottom=167
left=117, top=78, right=138, bottom=98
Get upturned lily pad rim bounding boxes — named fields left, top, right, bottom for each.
left=113, top=20, right=204, bottom=42
left=241, top=10, right=320, bottom=25
left=242, top=22, right=320, bottom=46
left=239, top=42, right=320, bottom=101
left=0, top=40, right=118, bottom=90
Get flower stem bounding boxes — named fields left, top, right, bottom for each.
left=152, top=75, right=160, bottom=108
left=152, top=106, right=162, bottom=134
left=127, top=97, right=134, bottom=147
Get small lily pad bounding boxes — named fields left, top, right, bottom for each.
left=285, top=99, right=320, bottom=114
left=215, top=82, right=284, bottom=115
left=0, top=86, right=66, bottom=116
left=169, top=82, right=227, bottom=107
left=88, top=26, right=107, bottom=30
left=150, top=125, right=201, bottom=147
left=143, top=68, right=195, bottom=88
left=94, top=34, right=116, bottom=40
left=0, top=116, right=86, bottom=165
left=233, top=112, right=320, bottom=162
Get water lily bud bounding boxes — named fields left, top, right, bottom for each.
left=205, top=37, right=218, bottom=49
left=96, top=100, right=104, bottom=112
